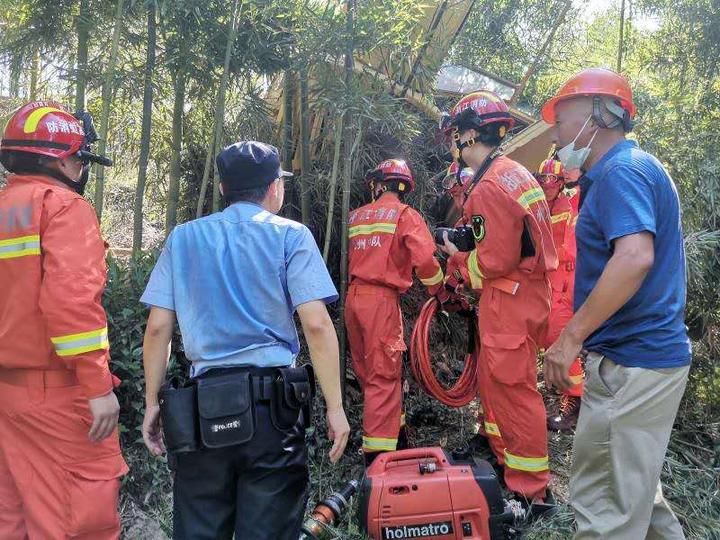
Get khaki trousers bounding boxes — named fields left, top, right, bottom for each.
left=571, top=352, right=690, bottom=540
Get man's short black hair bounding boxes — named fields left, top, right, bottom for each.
left=0, top=150, right=52, bottom=174
left=222, top=183, right=271, bottom=205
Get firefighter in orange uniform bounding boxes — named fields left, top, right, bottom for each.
left=442, top=161, right=475, bottom=218
left=346, top=159, right=447, bottom=466
left=439, top=91, right=558, bottom=507
left=536, top=158, right=584, bottom=431
left=0, top=102, right=127, bottom=539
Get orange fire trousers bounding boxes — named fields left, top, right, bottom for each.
left=0, top=369, right=128, bottom=540
left=476, top=278, right=551, bottom=500
left=346, top=283, right=406, bottom=454
left=545, top=290, right=584, bottom=398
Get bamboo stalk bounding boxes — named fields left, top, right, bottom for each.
left=133, top=2, right=156, bottom=254
left=299, top=68, right=311, bottom=223
left=322, top=114, right=344, bottom=263
left=29, top=49, right=40, bottom=100
left=338, top=0, right=356, bottom=403
left=75, top=0, right=89, bottom=111
left=282, top=71, right=294, bottom=173
left=509, top=0, right=572, bottom=106
left=212, top=0, right=242, bottom=213
left=94, top=0, right=125, bottom=220
left=617, top=0, right=626, bottom=72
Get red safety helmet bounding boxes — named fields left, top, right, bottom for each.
left=1, top=101, right=111, bottom=165
left=2, top=102, right=85, bottom=159
left=537, top=158, right=565, bottom=178
left=535, top=157, right=567, bottom=196
left=365, top=159, right=415, bottom=193
left=541, top=68, right=637, bottom=125
left=439, top=90, right=515, bottom=137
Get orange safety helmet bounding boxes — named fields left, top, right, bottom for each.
left=365, top=159, right=415, bottom=193
left=541, top=68, right=637, bottom=125
left=440, top=90, right=515, bottom=137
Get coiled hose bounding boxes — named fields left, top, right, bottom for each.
left=409, top=298, right=479, bottom=407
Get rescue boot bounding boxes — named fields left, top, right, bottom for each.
left=547, top=394, right=581, bottom=432
left=467, top=432, right=492, bottom=454
left=505, top=489, right=557, bottom=524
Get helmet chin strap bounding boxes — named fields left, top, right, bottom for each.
left=452, top=131, right=471, bottom=179
left=37, top=164, right=87, bottom=195
left=370, top=181, right=388, bottom=203
left=453, top=130, right=477, bottom=164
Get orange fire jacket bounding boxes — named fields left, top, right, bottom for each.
left=0, top=174, right=114, bottom=398
left=548, top=187, right=579, bottom=297
left=449, top=156, right=558, bottom=292
left=348, top=195, right=444, bottom=294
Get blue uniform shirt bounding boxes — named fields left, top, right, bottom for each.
left=575, top=139, right=691, bottom=368
left=141, top=202, right=338, bottom=376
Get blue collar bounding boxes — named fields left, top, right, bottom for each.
left=224, top=201, right=269, bottom=219
left=584, top=139, right=638, bottom=182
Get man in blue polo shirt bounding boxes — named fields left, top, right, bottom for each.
left=542, top=68, right=691, bottom=539
left=139, top=141, right=350, bottom=540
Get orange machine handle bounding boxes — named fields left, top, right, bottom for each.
left=372, top=447, right=448, bottom=472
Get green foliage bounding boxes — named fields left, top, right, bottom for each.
left=3, top=0, right=720, bottom=536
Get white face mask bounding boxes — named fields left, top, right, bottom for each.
left=557, top=114, right=598, bottom=170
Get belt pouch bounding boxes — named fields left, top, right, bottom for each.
left=197, top=372, right=255, bottom=448
left=159, top=379, right=200, bottom=454
left=271, top=365, right=314, bottom=431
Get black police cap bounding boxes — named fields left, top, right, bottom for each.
left=216, top=141, right=292, bottom=190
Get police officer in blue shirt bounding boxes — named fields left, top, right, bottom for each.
left=140, top=141, right=350, bottom=540
left=541, top=69, right=691, bottom=539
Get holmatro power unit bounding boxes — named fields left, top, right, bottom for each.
left=357, top=447, right=513, bottom=540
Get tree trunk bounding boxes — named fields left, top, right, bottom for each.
left=322, top=114, right=344, bottom=263
left=617, top=0, right=626, bottom=72
left=338, top=0, right=356, bottom=403
left=211, top=0, right=241, bottom=214
left=29, top=49, right=40, bottom=100
left=195, top=126, right=215, bottom=218
left=509, top=0, right=571, bottom=107
left=282, top=72, right=294, bottom=172
left=298, top=68, right=311, bottom=223
left=9, top=57, right=21, bottom=98
left=166, top=71, right=185, bottom=234
left=94, top=0, right=125, bottom=220
left=75, top=0, right=90, bottom=111
left=132, top=3, right=156, bottom=254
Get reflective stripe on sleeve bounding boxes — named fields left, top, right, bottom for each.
left=51, top=327, right=109, bottom=357
left=0, top=234, right=40, bottom=259
left=467, top=250, right=484, bottom=289
left=551, top=211, right=572, bottom=224
left=517, top=187, right=545, bottom=209
left=419, top=267, right=444, bottom=287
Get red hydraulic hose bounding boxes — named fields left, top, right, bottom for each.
left=409, top=298, right=479, bottom=407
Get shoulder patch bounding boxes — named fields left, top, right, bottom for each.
left=471, top=214, right=485, bottom=242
